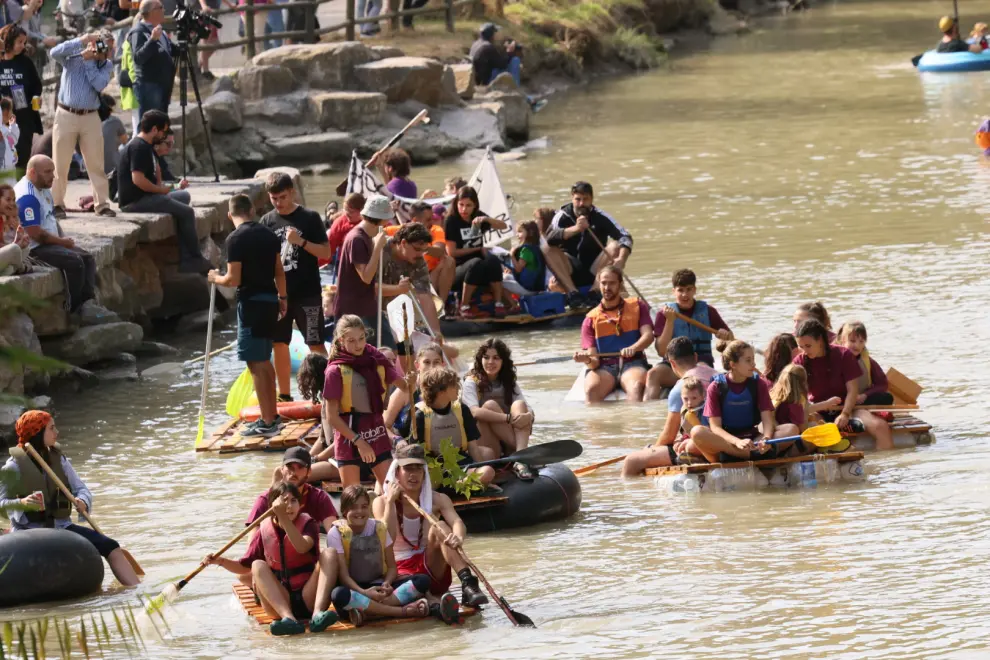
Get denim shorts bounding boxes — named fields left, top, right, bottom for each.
left=237, top=295, right=279, bottom=363
left=598, top=357, right=651, bottom=381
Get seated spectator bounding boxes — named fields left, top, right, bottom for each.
left=100, top=94, right=128, bottom=175
left=15, top=155, right=97, bottom=310
left=153, top=129, right=187, bottom=191
left=0, top=182, right=29, bottom=275
left=470, top=23, right=518, bottom=87
left=117, top=110, right=210, bottom=274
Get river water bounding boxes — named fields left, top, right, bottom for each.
left=7, top=0, right=990, bottom=657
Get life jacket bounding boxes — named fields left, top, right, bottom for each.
left=338, top=365, right=387, bottom=414
left=515, top=244, right=546, bottom=292
left=855, top=349, right=872, bottom=392
left=332, top=519, right=388, bottom=584
left=713, top=373, right=761, bottom=432
left=586, top=297, right=644, bottom=356
left=260, top=512, right=317, bottom=591
left=669, top=300, right=712, bottom=363
left=680, top=406, right=706, bottom=435
left=7, top=445, right=73, bottom=526
left=411, top=401, right=468, bottom=454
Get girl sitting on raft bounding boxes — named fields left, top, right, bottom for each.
left=762, top=333, right=799, bottom=385
left=207, top=482, right=336, bottom=636
left=462, top=338, right=535, bottom=477
left=384, top=343, right=446, bottom=436
left=0, top=411, right=140, bottom=586
left=322, top=315, right=410, bottom=488
left=793, top=301, right=836, bottom=342
left=771, top=364, right=851, bottom=453
left=690, top=341, right=801, bottom=462
left=326, top=485, right=432, bottom=627
left=793, top=319, right=894, bottom=450
left=508, top=220, right=546, bottom=295
left=295, top=353, right=340, bottom=483
left=836, top=321, right=894, bottom=405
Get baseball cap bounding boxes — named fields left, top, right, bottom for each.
left=394, top=442, right=427, bottom=467
left=362, top=194, right=394, bottom=221
left=480, top=22, right=498, bottom=37
left=282, top=446, right=312, bottom=468
left=939, top=16, right=955, bottom=32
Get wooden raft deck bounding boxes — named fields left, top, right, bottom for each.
left=233, top=583, right=479, bottom=632
left=196, top=419, right=322, bottom=453
left=645, top=451, right=866, bottom=477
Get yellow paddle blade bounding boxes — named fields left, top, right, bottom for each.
left=194, top=413, right=205, bottom=447
left=225, top=368, right=255, bottom=418
left=800, top=423, right=843, bottom=448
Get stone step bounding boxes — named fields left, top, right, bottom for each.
left=267, top=132, right=357, bottom=165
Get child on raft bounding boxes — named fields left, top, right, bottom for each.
left=678, top=376, right=709, bottom=436
left=836, top=321, right=894, bottom=405
left=322, top=315, right=411, bottom=488
left=689, top=340, right=801, bottom=462
left=295, top=353, right=340, bottom=483
left=771, top=364, right=851, bottom=453
left=647, top=268, right=733, bottom=397
left=793, top=319, right=894, bottom=450
left=507, top=219, right=546, bottom=295
left=762, top=333, right=799, bottom=385
left=384, top=343, right=446, bottom=437
left=396, top=367, right=496, bottom=490
left=326, top=485, right=433, bottom=627
left=206, top=482, right=337, bottom=636
left=792, top=301, right=836, bottom=342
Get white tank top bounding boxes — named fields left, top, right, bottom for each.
left=392, top=509, right=426, bottom=561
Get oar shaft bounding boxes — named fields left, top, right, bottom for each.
left=584, top=231, right=647, bottom=302
left=516, top=352, right=621, bottom=367
left=178, top=508, right=275, bottom=588
left=821, top=405, right=919, bottom=411
left=199, top=284, right=217, bottom=419
left=409, top=293, right=452, bottom=368
left=24, top=443, right=101, bottom=533
left=573, top=454, right=626, bottom=476
left=186, top=341, right=236, bottom=366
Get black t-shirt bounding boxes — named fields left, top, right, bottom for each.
left=260, top=206, right=327, bottom=300
left=936, top=38, right=971, bottom=53
left=444, top=211, right=490, bottom=266
left=117, top=136, right=157, bottom=207
left=225, top=221, right=281, bottom=299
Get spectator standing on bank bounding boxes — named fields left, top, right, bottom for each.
left=50, top=31, right=116, bottom=219
left=127, top=0, right=175, bottom=119
left=0, top=25, right=41, bottom=178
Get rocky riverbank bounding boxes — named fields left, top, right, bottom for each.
left=0, top=169, right=306, bottom=447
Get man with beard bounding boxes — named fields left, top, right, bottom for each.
left=545, top=181, right=633, bottom=306
left=573, top=265, right=654, bottom=403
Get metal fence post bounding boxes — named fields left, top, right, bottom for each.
left=244, top=0, right=256, bottom=59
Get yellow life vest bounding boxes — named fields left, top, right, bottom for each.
left=411, top=400, right=468, bottom=452
left=333, top=519, right=387, bottom=577
left=855, top=348, right=873, bottom=391
left=338, top=365, right=387, bottom=414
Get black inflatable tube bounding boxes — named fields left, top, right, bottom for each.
left=0, top=528, right=105, bottom=607
left=460, top=463, right=582, bottom=533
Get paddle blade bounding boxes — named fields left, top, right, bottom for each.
left=512, top=439, right=583, bottom=466
left=194, top=412, right=205, bottom=447
left=225, top=368, right=255, bottom=419
left=122, top=548, right=145, bottom=577
left=501, top=597, right=536, bottom=627
left=800, top=423, right=843, bottom=448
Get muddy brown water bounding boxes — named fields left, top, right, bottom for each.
left=6, top=1, right=990, bottom=657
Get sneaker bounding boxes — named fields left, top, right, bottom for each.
left=585, top=290, right=602, bottom=306
left=52, top=206, right=67, bottom=220
left=459, top=575, right=489, bottom=608
left=565, top=291, right=586, bottom=310
left=493, top=302, right=507, bottom=319
left=241, top=419, right=281, bottom=438
left=529, top=98, right=548, bottom=113
left=460, top=305, right=489, bottom=320
left=95, top=206, right=116, bottom=217
left=438, top=592, right=459, bottom=624
left=277, top=393, right=294, bottom=403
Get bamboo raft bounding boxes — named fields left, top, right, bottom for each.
left=196, top=419, right=321, bottom=453
left=233, top=583, right=479, bottom=632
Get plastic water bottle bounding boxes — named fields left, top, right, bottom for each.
left=705, top=467, right=754, bottom=493
left=655, top=473, right=701, bottom=494
left=788, top=461, right=818, bottom=489
left=839, top=460, right=866, bottom=482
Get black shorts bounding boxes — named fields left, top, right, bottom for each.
left=598, top=357, right=651, bottom=381
left=273, top=294, right=325, bottom=345
left=290, top=588, right=312, bottom=621
left=567, top=254, right=596, bottom=287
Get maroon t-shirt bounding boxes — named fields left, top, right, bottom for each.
left=793, top=345, right=862, bottom=403
left=703, top=376, right=774, bottom=420
left=653, top=302, right=729, bottom=336
left=239, top=515, right=321, bottom=568
left=245, top=484, right=338, bottom=528
left=774, top=402, right=806, bottom=427
left=333, top=224, right=376, bottom=319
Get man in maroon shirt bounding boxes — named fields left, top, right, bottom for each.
left=245, top=447, right=338, bottom=531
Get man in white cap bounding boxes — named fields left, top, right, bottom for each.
left=332, top=194, right=397, bottom=349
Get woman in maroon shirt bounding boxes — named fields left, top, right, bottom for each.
left=793, top=320, right=893, bottom=450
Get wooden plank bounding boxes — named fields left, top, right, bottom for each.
left=644, top=451, right=865, bottom=477
left=197, top=418, right=238, bottom=452
left=886, top=367, right=922, bottom=405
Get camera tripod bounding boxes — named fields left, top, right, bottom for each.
left=174, top=35, right=220, bottom=182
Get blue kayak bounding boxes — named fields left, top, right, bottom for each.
left=917, top=49, right=990, bottom=72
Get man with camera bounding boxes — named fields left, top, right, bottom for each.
left=127, top=0, right=175, bottom=120
left=49, top=30, right=116, bottom=219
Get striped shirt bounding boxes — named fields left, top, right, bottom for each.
left=51, top=38, right=112, bottom=111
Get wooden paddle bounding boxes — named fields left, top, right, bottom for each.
left=764, top=423, right=843, bottom=447
left=23, top=443, right=144, bottom=578
left=463, top=439, right=583, bottom=469
left=147, top=507, right=275, bottom=612
left=573, top=454, right=627, bottom=476
left=402, top=495, right=535, bottom=627
left=821, top=404, right=919, bottom=412
left=140, top=341, right=236, bottom=378
left=334, top=110, right=430, bottom=196
left=194, top=283, right=217, bottom=447
left=515, top=352, right=621, bottom=367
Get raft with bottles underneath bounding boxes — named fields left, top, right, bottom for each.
left=322, top=462, right=582, bottom=534
left=916, top=49, right=990, bottom=72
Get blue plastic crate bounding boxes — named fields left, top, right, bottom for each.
left=521, top=292, right=566, bottom=318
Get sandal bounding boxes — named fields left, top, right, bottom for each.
left=402, top=598, right=429, bottom=618
left=308, top=609, right=338, bottom=633
left=348, top=608, right=365, bottom=627
left=269, top=617, right=306, bottom=636
left=511, top=462, right=535, bottom=480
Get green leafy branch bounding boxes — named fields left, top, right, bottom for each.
left=426, top=439, right=485, bottom=500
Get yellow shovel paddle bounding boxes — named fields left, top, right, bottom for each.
left=224, top=367, right=255, bottom=419
left=765, top=423, right=844, bottom=448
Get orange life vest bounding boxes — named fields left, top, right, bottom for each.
left=585, top=297, right=644, bottom=355
left=260, top=512, right=317, bottom=591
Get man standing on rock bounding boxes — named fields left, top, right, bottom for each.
left=261, top=172, right=331, bottom=403
left=15, top=155, right=98, bottom=312
left=208, top=194, right=287, bottom=438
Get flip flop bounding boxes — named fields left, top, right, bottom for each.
left=402, top=598, right=429, bottom=618
left=348, top=609, right=365, bottom=627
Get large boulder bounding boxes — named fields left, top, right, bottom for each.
left=394, top=124, right=468, bottom=164
left=308, top=91, right=387, bottom=130
left=203, top=91, right=244, bottom=133
left=450, top=63, right=475, bottom=100
left=118, top=247, right=163, bottom=312
left=43, top=322, right=143, bottom=366
left=152, top=272, right=212, bottom=320
left=439, top=66, right=462, bottom=107
left=438, top=106, right=505, bottom=151
left=475, top=90, right=529, bottom=141
left=253, top=41, right=378, bottom=89
left=267, top=132, right=357, bottom=165
left=352, top=57, right=446, bottom=106
left=238, top=64, right=297, bottom=100
left=27, top=294, right=70, bottom=337
left=243, top=92, right=309, bottom=125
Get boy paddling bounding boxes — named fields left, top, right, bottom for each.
left=208, top=195, right=287, bottom=438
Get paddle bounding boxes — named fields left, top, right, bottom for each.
left=334, top=110, right=430, bottom=196
left=23, top=443, right=144, bottom=578
left=515, top=353, right=620, bottom=367
left=377, top=228, right=385, bottom=350
left=408, top=292, right=455, bottom=369
left=140, top=341, right=236, bottom=378
left=402, top=495, right=534, bottom=627
left=912, top=53, right=923, bottom=67
left=225, top=366, right=255, bottom=419
left=147, top=507, right=275, bottom=612
left=573, top=454, right=626, bottom=476
left=462, top=439, right=583, bottom=469
left=764, top=423, right=843, bottom=448
left=194, top=284, right=217, bottom=447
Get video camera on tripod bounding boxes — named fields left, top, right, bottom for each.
left=172, top=0, right=223, bottom=44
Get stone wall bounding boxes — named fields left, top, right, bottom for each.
left=187, top=42, right=534, bottom=177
